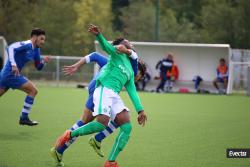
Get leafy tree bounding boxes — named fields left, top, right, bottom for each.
left=119, top=0, right=201, bottom=43
left=119, top=0, right=156, bottom=41
left=111, top=0, right=129, bottom=31
left=199, top=0, right=238, bottom=46
left=235, top=0, right=250, bottom=49
left=0, top=0, right=38, bottom=43
left=34, top=0, right=78, bottom=55
left=73, top=0, right=114, bottom=55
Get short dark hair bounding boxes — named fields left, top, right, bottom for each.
left=112, top=37, right=124, bottom=46
left=31, top=28, right=45, bottom=37
left=219, top=58, right=226, bottom=62
left=138, top=59, right=147, bottom=78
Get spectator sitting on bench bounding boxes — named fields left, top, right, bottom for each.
left=213, top=58, right=228, bottom=94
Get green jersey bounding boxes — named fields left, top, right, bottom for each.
left=95, top=33, right=143, bottom=112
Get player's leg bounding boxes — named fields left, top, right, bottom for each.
left=0, top=75, right=10, bottom=96
left=51, top=107, right=94, bottom=166
left=105, top=110, right=132, bottom=167
left=56, top=114, right=108, bottom=149
left=55, top=86, right=112, bottom=148
left=223, top=77, right=228, bottom=90
left=94, top=121, right=118, bottom=143
left=56, top=92, right=95, bottom=153
left=90, top=120, right=119, bottom=157
left=213, top=78, right=219, bottom=90
left=156, top=74, right=167, bottom=92
left=56, top=107, right=94, bottom=154
left=17, top=78, right=39, bottom=126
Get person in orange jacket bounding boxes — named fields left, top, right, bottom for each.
left=165, top=61, right=179, bottom=92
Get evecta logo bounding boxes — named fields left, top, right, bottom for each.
left=227, top=149, right=250, bottom=158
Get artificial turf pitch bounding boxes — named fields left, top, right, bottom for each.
left=0, top=86, right=250, bottom=167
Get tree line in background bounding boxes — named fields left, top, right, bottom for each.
left=0, top=0, right=249, bottom=56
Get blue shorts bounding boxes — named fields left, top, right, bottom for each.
left=85, top=93, right=94, bottom=111
left=0, top=73, right=28, bottom=89
left=85, top=79, right=96, bottom=111
left=217, top=77, right=228, bottom=83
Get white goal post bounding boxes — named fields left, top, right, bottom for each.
left=95, top=41, right=231, bottom=93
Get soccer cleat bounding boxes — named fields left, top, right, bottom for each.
left=50, top=147, right=64, bottom=166
left=104, top=161, right=119, bottom=167
left=55, top=130, right=71, bottom=148
left=89, top=136, right=104, bottom=157
left=19, top=117, right=38, bottom=126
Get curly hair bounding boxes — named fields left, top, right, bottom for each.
left=112, top=37, right=124, bottom=46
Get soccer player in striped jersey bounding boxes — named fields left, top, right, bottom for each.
left=51, top=45, right=142, bottom=166
left=0, top=28, right=50, bottom=126
left=53, top=24, right=147, bottom=167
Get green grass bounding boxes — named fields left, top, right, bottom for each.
left=0, top=86, right=250, bottom=167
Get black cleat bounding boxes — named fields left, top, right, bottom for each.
left=19, top=118, right=39, bottom=126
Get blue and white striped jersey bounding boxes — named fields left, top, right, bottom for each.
left=1, top=40, right=44, bottom=76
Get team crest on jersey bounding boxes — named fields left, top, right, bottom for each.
left=103, top=106, right=111, bottom=115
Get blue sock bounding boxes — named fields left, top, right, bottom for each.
left=95, top=121, right=118, bottom=142
left=57, top=120, right=84, bottom=154
left=20, top=96, right=34, bottom=119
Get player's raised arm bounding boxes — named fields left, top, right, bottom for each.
left=88, top=24, right=117, bottom=56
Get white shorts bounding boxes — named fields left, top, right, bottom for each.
left=93, top=86, right=129, bottom=122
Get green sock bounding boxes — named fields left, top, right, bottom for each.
left=71, top=121, right=105, bottom=138
left=108, top=122, right=132, bottom=161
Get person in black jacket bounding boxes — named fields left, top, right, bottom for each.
left=155, top=53, right=173, bottom=92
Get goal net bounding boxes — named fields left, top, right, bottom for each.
left=228, top=49, right=250, bottom=94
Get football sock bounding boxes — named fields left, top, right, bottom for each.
left=71, top=121, right=106, bottom=137
left=71, top=120, right=85, bottom=131
left=95, top=121, right=118, bottom=142
left=57, top=120, right=85, bottom=154
left=20, top=96, right=34, bottom=119
left=108, top=122, right=132, bottom=161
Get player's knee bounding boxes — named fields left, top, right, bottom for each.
left=81, top=108, right=94, bottom=123
left=32, top=88, right=38, bottom=96
left=96, top=115, right=110, bottom=126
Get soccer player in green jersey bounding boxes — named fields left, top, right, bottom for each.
left=55, top=24, right=147, bottom=167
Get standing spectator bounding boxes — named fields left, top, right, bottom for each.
left=213, top=58, right=228, bottom=94
left=155, top=53, right=173, bottom=92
